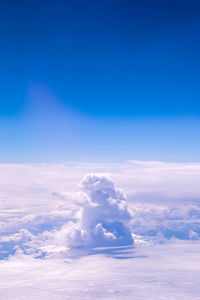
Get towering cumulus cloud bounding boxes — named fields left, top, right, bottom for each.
left=67, top=174, right=134, bottom=250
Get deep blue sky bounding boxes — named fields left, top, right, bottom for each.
left=0, top=0, right=200, bottom=162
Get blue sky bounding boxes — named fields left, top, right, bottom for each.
left=0, top=0, right=200, bottom=162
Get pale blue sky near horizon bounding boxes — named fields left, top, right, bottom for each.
left=1, top=90, right=199, bottom=163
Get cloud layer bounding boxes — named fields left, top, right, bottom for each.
left=1, top=241, right=200, bottom=300
left=1, top=162, right=200, bottom=298
left=0, top=161, right=200, bottom=259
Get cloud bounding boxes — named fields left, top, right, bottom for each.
left=1, top=163, right=200, bottom=299
left=0, top=174, right=134, bottom=258
left=129, top=203, right=200, bottom=241
left=1, top=241, right=200, bottom=299
left=1, top=162, right=200, bottom=259
left=1, top=160, right=200, bottom=206
left=66, top=174, right=134, bottom=249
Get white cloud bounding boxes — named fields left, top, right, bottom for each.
left=0, top=162, right=200, bottom=259
left=129, top=203, right=200, bottom=241
left=1, top=241, right=200, bottom=299
left=65, top=174, right=134, bottom=249
left=1, top=160, right=200, bottom=206
left=0, top=162, right=200, bottom=298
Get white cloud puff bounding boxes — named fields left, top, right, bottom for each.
left=66, top=174, right=134, bottom=249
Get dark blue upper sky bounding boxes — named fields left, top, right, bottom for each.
left=1, top=0, right=200, bottom=117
